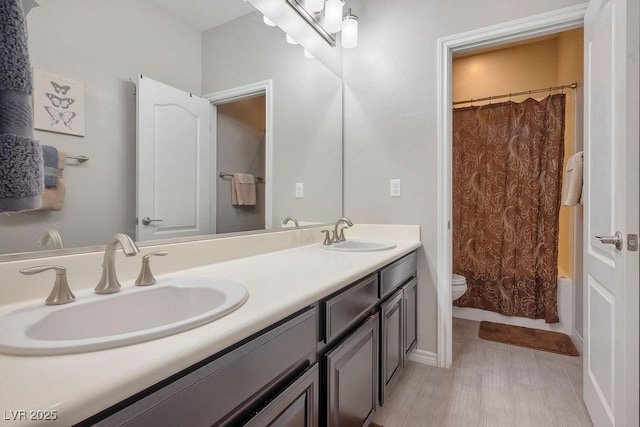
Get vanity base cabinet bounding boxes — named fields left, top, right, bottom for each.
left=325, top=314, right=379, bottom=427
left=379, top=289, right=404, bottom=405
left=89, top=308, right=317, bottom=427
left=402, top=278, right=418, bottom=358
left=245, top=364, right=319, bottom=427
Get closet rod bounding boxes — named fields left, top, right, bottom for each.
left=452, top=82, right=577, bottom=106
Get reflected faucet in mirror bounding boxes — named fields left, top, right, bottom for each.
left=95, top=233, right=140, bottom=295
left=282, top=216, right=299, bottom=228
left=36, top=229, right=64, bottom=250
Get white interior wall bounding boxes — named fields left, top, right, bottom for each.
left=342, top=0, right=586, bottom=354
left=0, top=0, right=201, bottom=254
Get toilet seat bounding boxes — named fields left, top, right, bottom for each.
left=452, top=274, right=467, bottom=286
left=452, top=273, right=468, bottom=301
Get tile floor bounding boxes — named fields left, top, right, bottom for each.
left=373, top=318, right=593, bottom=426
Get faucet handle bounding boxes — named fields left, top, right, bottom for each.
left=135, top=251, right=168, bottom=286
left=320, top=230, right=333, bottom=246
left=338, top=226, right=349, bottom=242
left=20, top=265, right=75, bottom=305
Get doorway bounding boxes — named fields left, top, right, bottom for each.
left=214, top=95, right=266, bottom=234
left=435, top=4, right=587, bottom=369
left=450, top=29, right=584, bottom=339
left=205, top=80, right=274, bottom=234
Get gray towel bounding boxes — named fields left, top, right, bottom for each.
left=0, top=0, right=43, bottom=212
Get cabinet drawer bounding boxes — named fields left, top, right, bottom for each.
left=379, top=252, right=416, bottom=299
left=324, top=274, right=379, bottom=343
left=94, top=308, right=317, bottom=427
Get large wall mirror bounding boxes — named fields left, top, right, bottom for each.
left=0, top=0, right=343, bottom=258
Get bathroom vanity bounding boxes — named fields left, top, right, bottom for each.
left=84, top=252, right=418, bottom=426
left=0, top=225, right=420, bottom=426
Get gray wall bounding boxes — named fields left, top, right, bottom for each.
left=342, top=0, right=586, bottom=354
left=201, top=12, right=343, bottom=229
left=216, top=97, right=266, bottom=234
left=0, top=0, right=201, bottom=254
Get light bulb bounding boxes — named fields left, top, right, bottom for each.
left=305, top=0, right=324, bottom=13
left=341, top=13, right=358, bottom=48
left=324, top=0, right=344, bottom=33
left=304, top=49, right=315, bottom=59
left=263, top=16, right=276, bottom=26
left=286, top=34, right=298, bottom=45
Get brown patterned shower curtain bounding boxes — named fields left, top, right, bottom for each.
left=452, top=94, right=565, bottom=323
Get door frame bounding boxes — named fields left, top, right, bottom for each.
left=435, top=4, right=588, bottom=368
left=203, top=80, right=274, bottom=231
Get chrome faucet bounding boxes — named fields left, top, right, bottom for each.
left=282, top=216, right=300, bottom=228
left=95, top=233, right=140, bottom=294
left=36, top=229, right=64, bottom=249
left=333, top=217, right=353, bottom=243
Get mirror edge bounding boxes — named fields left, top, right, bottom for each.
left=0, top=223, right=333, bottom=263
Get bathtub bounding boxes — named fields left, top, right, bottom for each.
left=452, top=276, right=575, bottom=336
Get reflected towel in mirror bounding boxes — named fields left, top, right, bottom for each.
left=0, top=0, right=43, bottom=213
left=40, top=149, right=67, bottom=211
left=231, top=173, right=256, bottom=206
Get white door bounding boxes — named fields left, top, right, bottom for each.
left=136, top=76, right=212, bottom=241
left=583, top=0, right=639, bottom=425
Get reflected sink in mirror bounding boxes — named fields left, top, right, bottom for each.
left=323, top=239, right=397, bottom=252
left=0, top=278, right=248, bottom=356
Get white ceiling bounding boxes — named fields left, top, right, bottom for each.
left=149, top=0, right=256, bottom=32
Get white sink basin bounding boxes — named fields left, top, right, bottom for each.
left=323, top=239, right=397, bottom=252
left=0, top=278, right=248, bottom=356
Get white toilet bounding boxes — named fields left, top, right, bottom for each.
left=452, top=274, right=468, bottom=301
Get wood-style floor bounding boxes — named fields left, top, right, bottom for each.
left=373, top=318, right=593, bottom=426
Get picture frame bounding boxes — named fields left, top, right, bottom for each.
left=33, top=68, right=85, bottom=137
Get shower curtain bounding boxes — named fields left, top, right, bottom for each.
left=452, top=94, right=565, bottom=323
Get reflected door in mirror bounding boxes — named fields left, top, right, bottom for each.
left=136, top=76, right=212, bottom=241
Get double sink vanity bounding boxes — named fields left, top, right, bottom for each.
left=0, top=224, right=421, bottom=426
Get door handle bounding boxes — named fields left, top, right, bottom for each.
left=141, top=217, right=163, bottom=226
left=595, top=231, right=623, bottom=250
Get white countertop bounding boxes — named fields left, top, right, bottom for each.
left=0, top=239, right=421, bottom=426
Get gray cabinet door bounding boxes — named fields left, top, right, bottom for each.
left=402, top=278, right=418, bottom=358
left=379, top=288, right=403, bottom=405
left=246, top=364, right=319, bottom=427
left=325, top=314, right=379, bottom=427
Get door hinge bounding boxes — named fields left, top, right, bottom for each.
left=628, top=234, right=638, bottom=251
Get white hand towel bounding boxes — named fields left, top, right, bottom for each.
left=231, top=173, right=256, bottom=206
left=561, top=151, right=584, bottom=206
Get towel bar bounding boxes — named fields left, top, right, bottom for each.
left=68, top=155, right=89, bottom=163
left=218, top=172, right=264, bottom=183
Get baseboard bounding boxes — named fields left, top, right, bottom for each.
left=572, top=329, right=584, bottom=354
left=408, top=349, right=438, bottom=367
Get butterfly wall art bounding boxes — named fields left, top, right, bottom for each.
left=33, top=68, right=85, bottom=136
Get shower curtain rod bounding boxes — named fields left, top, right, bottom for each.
left=452, top=82, right=578, bottom=106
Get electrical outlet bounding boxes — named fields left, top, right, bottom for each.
left=296, top=182, right=304, bottom=198
left=390, top=179, right=401, bottom=197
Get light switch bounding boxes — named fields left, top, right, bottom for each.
left=296, top=183, right=304, bottom=198
left=390, top=179, right=401, bottom=197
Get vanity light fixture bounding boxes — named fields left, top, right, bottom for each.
left=305, top=0, right=325, bottom=13
left=263, top=16, right=276, bottom=26
left=341, top=9, right=358, bottom=48
left=324, top=0, right=344, bottom=33
left=286, top=34, right=298, bottom=44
